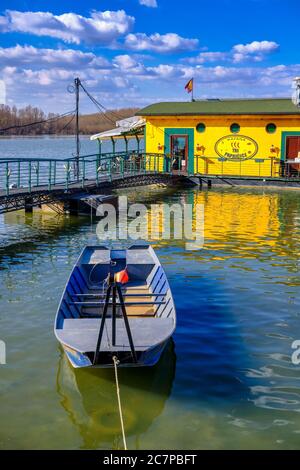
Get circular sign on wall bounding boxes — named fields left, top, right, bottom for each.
left=215, top=135, right=258, bottom=161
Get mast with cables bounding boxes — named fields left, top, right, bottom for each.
left=74, top=77, right=80, bottom=179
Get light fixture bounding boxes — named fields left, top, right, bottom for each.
left=196, top=144, right=206, bottom=154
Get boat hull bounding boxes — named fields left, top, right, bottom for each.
left=54, top=244, right=176, bottom=369
left=63, top=338, right=170, bottom=368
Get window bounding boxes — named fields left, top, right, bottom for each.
left=266, top=123, right=277, bottom=134
left=196, top=122, right=206, bottom=133
left=230, top=123, right=240, bottom=134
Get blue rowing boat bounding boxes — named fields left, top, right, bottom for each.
left=54, top=244, right=176, bottom=368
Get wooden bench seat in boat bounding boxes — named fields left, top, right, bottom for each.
left=123, top=285, right=155, bottom=316
left=79, top=282, right=165, bottom=317
left=56, top=317, right=174, bottom=352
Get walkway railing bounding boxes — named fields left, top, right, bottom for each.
left=194, top=155, right=287, bottom=178
left=162, top=154, right=290, bottom=178
left=0, top=152, right=167, bottom=196
left=2, top=152, right=298, bottom=196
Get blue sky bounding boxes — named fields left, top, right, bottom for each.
left=0, top=0, right=299, bottom=112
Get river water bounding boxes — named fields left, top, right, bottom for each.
left=0, top=138, right=300, bottom=449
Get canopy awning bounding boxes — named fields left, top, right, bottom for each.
left=90, top=116, right=145, bottom=141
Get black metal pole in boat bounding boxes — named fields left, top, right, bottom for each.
left=93, top=284, right=112, bottom=365
left=116, top=284, right=137, bottom=363
left=112, top=285, right=117, bottom=346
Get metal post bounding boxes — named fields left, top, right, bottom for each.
left=48, top=161, right=52, bottom=190
left=121, top=156, right=124, bottom=177
left=96, top=158, right=99, bottom=186
left=143, top=153, right=146, bottom=174
left=53, top=161, right=56, bottom=186
left=108, top=157, right=112, bottom=182
left=17, top=161, right=20, bottom=188
left=116, top=284, right=137, bottom=363
left=65, top=161, right=70, bottom=191
left=82, top=158, right=85, bottom=188
left=28, top=161, right=32, bottom=193
left=124, top=136, right=128, bottom=154
left=5, top=163, right=9, bottom=196
left=93, top=285, right=112, bottom=365
left=36, top=161, right=40, bottom=186
left=270, top=157, right=273, bottom=177
left=75, top=77, right=80, bottom=180
left=112, top=285, right=117, bottom=346
left=111, top=137, right=116, bottom=154
left=135, top=135, right=140, bottom=154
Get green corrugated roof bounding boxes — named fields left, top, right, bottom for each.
left=137, top=99, right=300, bottom=116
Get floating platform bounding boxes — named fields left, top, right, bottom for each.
left=67, top=193, right=118, bottom=215
left=192, top=174, right=300, bottom=189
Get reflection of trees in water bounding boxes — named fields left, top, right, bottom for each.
left=56, top=340, right=176, bottom=449
left=0, top=211, right=88, bottom=263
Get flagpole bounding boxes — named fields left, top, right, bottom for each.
left=191, top=78, right=194, bottom=102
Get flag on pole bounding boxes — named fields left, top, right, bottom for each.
left=185, top=78, right=193, bottom=94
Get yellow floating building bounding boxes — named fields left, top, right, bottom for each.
left=138, top=98, right=300, bottom=178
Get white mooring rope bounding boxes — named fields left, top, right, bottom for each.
left=112, top=355, right=127, bottom=450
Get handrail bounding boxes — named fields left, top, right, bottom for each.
left=0, top=152, right=167, bottom=196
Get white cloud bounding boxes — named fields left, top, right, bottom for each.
left=0, top=45, right=111, bottom=69
left=113, top=54, right=146, bottom=75
left=232, top=40, right=279, bottom=63
left=0, top=41, right=296, bottom=112
left=0, top=9, right=135, bottom=45
left=2, top=61, right=299, bottom=112
left=139, top=0, right=158, bottom=7
left=147, top=64, right=179, bottom=78
left=113, top=54, right=138, bottom=69
left=233, top=40, right=279, bottom=54
left=125, top=32, right=198, bottom=53
left=185, top=40, right=279, bottom=65
left=186, top=51, right=228, bottom=64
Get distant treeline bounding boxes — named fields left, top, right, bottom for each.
left=0, top=104, right=140, bottom=136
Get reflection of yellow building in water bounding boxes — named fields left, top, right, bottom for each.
left=138, top=99, right=300, bottom=178
left=192, top=190, right=280, bottom=251
left=143, top=189, right=288, bottom=257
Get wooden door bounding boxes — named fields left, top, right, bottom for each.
left=286, top=136, right=300, bottom=174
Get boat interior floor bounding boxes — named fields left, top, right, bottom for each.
left=57, top=317, right=174, bottom=352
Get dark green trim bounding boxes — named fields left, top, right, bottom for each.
left=281, top=131, right=300, bottom=161
left=144, top=125, right=146, bottom=153
left=164, top=127, right=194, bottom=174
left=138, top=99, right=300, bottom=117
